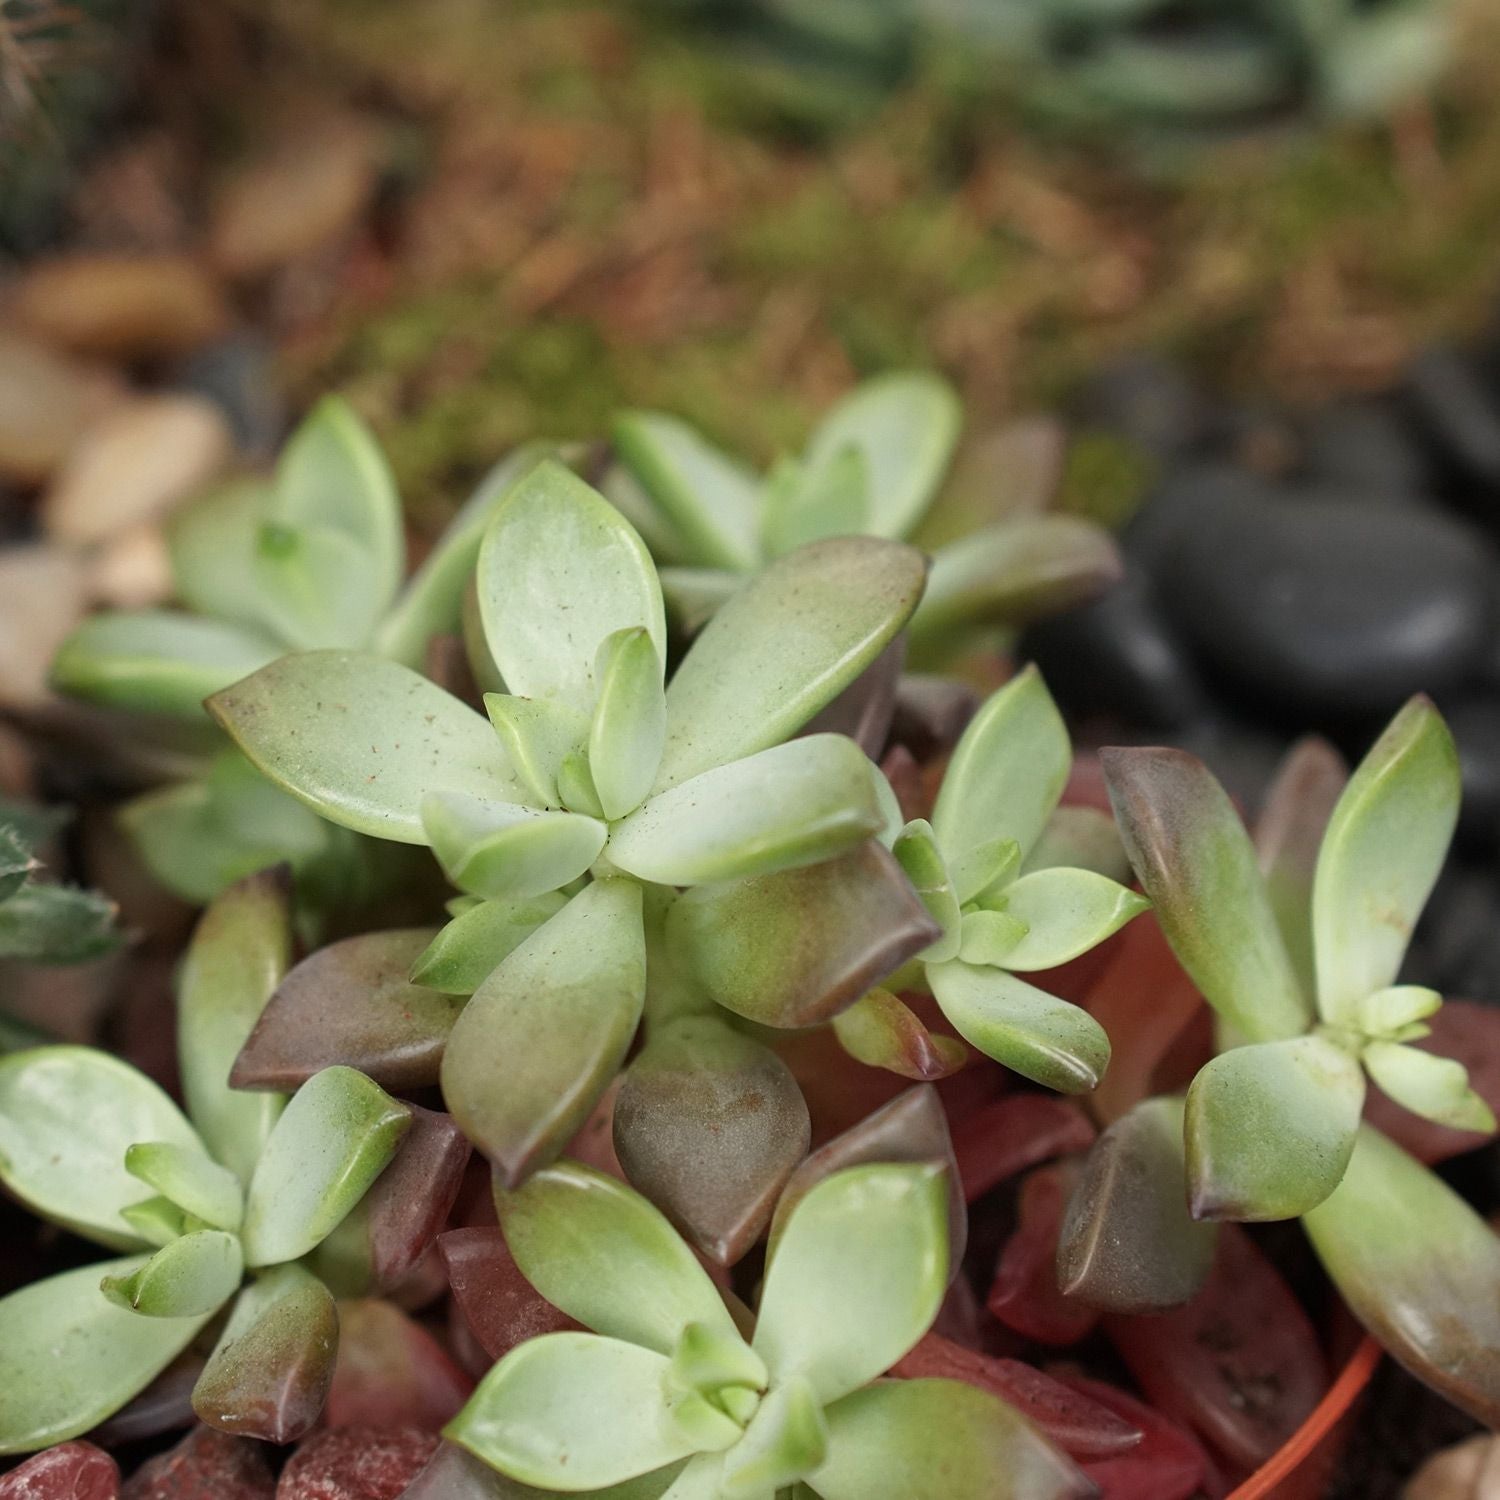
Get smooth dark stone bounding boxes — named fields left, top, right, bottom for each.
left=1156, top=495, right=1496, bottom=723
left=1019, top=567, right=1207, bottom=731
left=174, top=336, right=284, bottom=459
left=1121, top=462, right=1270, bottom=574
left=1300, top=397, right=1433, bottom=499
left=1444, top=698, right=1500, bottom=850
left=1074, top=353, right=1209, bottom=463
left=1406, top=346, right=1500, bottom=486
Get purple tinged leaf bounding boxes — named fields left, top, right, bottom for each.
left=231, top=928, right=459, bottom=1093
left=831, top=989, right=969, bottom=1082
left=613, top=1017, right=810, bottom=1266
left=669, top=842, right=940, bottom=1028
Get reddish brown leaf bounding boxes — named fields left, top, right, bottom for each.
left=438, top=1227, right=579, bottom=1362
left=989, top=1164, right=1100, bottom=1346
left=1066, top=1375, right=1212, bottom=1500
left=324, top=1301, right=473, bottom=1430
left=951, top=1092, right=1096, bottom=1202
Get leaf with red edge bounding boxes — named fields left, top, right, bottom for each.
left=832, top=989, right=969, bottom=1081
left=325, top=1300, right=474, bottom=1430
left=892, top=1335, right=1143, bottom=1460
left=950, top=1093, right=1096, bottom=1203
left=438, top=1227, right=580, bottom=1362
left=1105, top=1224, right=1327, bottom=1472
left=0, top=1443, right=119, bottom=1500
left=1065, top=1375, right=1211, bottom=1500
left=989, top=1164, right=1100, bottom=1346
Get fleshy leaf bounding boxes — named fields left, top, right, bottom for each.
left=191, top=1263, right=338, bottom=1442
left=932, top=666, right=1071, bottom=879
left=422, top=792, right=606, bottom=900
left=614, top=1017, right=810, bottom=1265
left=497, top=1160, right=741, bottom=1354
left=655, top=538, right=926, bottom=788
left=752, top=1163, right=947, bottom=1404
left=251, top=520, right=384, bottom=651
left=1058, top=1098, right=1217, bottom=1314
left=1022, top=806, right=1132, bottom=883
left=611, top=412, right=762, bottom=572
left=957, top=909, right=1028, bottom=967
left=1357, top=984, right=1443, bottom=1038
left=209, top=650, right=520, bottom=843
left=1184, top=1036, right=1365, bottom=1221
left=50, top=611, right=284, bottom=718
left=177, top=870, right=293, bottom=1182
left=609, top=736, right=881, bottom=887
left=240, top=1066, right=410, bottom=1268
left=411, top=894, right=568, bottom=996
left=831, top=990, right=969, bottom=1082
left=448, top=1334, right=696, bottom=1492
left=591, top=628, right=667, bottom=820
left=926, top=963, right=1110, bottom=1095
left=0, top=1047, right=204, bottom=1250
left=119, top=1197, right=187, bottom=1248
left=990, top=868, right=1148, bottom=972
left=166, top=478, right=277, bottom=633
left=1103, top=745, right=1309, bottom=1044
left=100, top=1230, right=242, bottom=1319
left=441, top=881, right=645, bottom=1186
left=721, top=1376, right=828, bottom=1497
left=0, top=1259, right=213, bottom=1455
left=761, top=446, right=868, bottom=557
left=1312, top=697, right=1460, bottom=1026
left=813, top=1378, right=1089, bottom=1500
left=477, top=460, right=666, bottom=715
left=668, top=842, right=939, bottom=1027
left=0, top=883, right=119, bottom=965
left=484, top=695, right=589, bottom=809
left=799, top=373, right=961, bottom=543
left=892, top=821, right=961, bottom=963
left=231, top=928, right=460, bottom=1091
left=1363, top=1042, right=1497, bottom=1132
left=125, top=1143, right=244, bottom=1232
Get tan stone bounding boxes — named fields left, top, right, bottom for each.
left=1405, top=1434, right=1500, bottom=1499
left=0, top=545, right=89, bottom=708
left=87, top=522, right=175, bottom=609
left=0, top=331, right=123, bottom=486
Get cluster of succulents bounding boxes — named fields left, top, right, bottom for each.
left=2, top=375, right=1499, bottom=1494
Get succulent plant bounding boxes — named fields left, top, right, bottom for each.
left=0, top=871, right=465, bottom=1452
left=610, top=373, right=1118, bottom=668
left=1061, top=699, right=1500, bottom=1426
left=206, top=460, right=937, bottom=1230
left=50, top=398, right=547, bottom=920
left=0, top=798, right=116, bottom=974
left=447, top=1158, right=1087, bottom=1499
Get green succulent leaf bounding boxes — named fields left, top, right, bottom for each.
left=761, top=446, right=868, bottom=557
left=1357, top=984, right=1443, bottom=1038
left=50, top=611, right=282, bottom=718
left=591, top=628, right=667, bottom=821
left=411, top=892, right=569, bottom=996
left=812, top=1378, right=1088, bottom=1500
left=125, top=1142, right=244, bottom=1232
left=655, top=538, right=927, bottom=789
left=251, top=521, right=384, bottom=651
left=100, top=1229, right=242, bottom=1319
left=989, top=868, right=1149, bottom=972
left=752, top=1163, right=947, bottom=1405
left=1363, top=1042, right=1496, bottom=1133
left=166, top=479, right=277, bottom=632
left=0, top=1258, right=214, bottom=1454
left=799, top=372, right=961, bottom=543
left=926, top=962, right=1110, bottom=1094
left=721, top=1376, right=828, bottom=1498
left=1103, top=745, right=1309, bottom=1044
left=1022, top=805, right=1132, bottom=883
left=955, top=909, right=1028, bottom=967
left=892, top=820, right=962, bottom=963
left=0, top=1047, right=205, bottom=1250
left=831, top=990, right=969, bottom=1082
left=611, top=412, right=762, bottom=573
left=240, top=1066, right=410, bottom=1268
left=670, top=1321, right=768, bottom=1396
left=449, top=1333, right=698, bottom=1492
left=442, top=880, right=646, bottom=1186
left=422, top=792, right=607, bottom=901
left=497, top=1159, right=741, bottom=1354
left=177, top=870, right=293, bottom=1182
left=1313, top=697, right=1460, bottom=1026
left=271, top=395, right=404, bottom=615
left=209, top=650, right=522, bottom=843
left=119, top=1197, right=188, bottom=1248
left=610, top=735, right=881, bottom=887
left=484, top=694, right=589, bottom=808
left=933, top=666, right=1070, bottom=882
left=478, top=460, right=666, bottom=716
left=0, top=882, right=120, bottom=964
left=1184, top=1035, right=1365, bottom=1221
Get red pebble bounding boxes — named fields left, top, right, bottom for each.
left=438, top=1227, right=580, bottom=1362
left=0, top=1443, right=119, bottom=1500
left=988, top=1165, right=1100, bottom=1346
left=950, top=1093, right=1096, bottom=1203
left=121, top=1426, right=274, bottom=1499
left=1063, top=1376, right=1213, bottom=1500
left=325, top=1300, right=474, bottom=1430
left=893, top=1335, right=1142, bottom=1459
left=276, top=1428, right=439, bottom=1500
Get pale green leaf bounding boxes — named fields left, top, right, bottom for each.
left=251, top=521, right=384, bottom=650
left=591, top=628, right=667, bottom=820
left=497, top=1159, right=741, bottom=1355
left=752, top=1163, right=947, bottom=1404
left=477, top=460, right=666, bottom=714
left=421, top=792, right=606, bottom=900
left=658, top=567, right=741, bottom=635
left=1357, top=985, right=1443, bottom=1038
left=720, top=1376, right=827, bottom=1497
left=166, top=479, right=277, bottom=632
left=761, top=447, right=868, bottom=557
left=411, top=893, right=569, bottom=996
left=1022, top=805, right=1132, bottom=883
left=932, top=666, right=1071, bottom=878
left=0, top=1047, right=204, bottom=1250
left=989, top=867, right=1149, bottom=971
left=125, top=1142, right=244, bottom=1231
left=240, top=1066, right=410, bottom=1267
left=1364, top=1042, right=1497, bottom=1133
left=0, top=1258, right=213, bottom=1454
left=610, top=735, right=881, bottom=886
left=209, top=650, right=521, bottom=843
left=449, top=1334, right=699, bottom=1492
left=100, top=1229, right=242, bottom=1318
left=655, top=538, right=926, bottom=789
left=892, top=820, right=961, bottom=963
left=1313, top=697, right=1460, bottom=1025
left=1185, top=1036, right=1365, bottom=1221
left=955, top=909, right=1027, bottom=967
left=50, top=611, right=282, bottom=718
left=119, top=1198, right=187, bottom=1248
left=670, top=1321, right=767, bottom=1395
left=485, top=694, right=589, bottom=808
left=926, top=962, right=1110, bottom=1094
left=0, top=882, right=119, bottom=965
